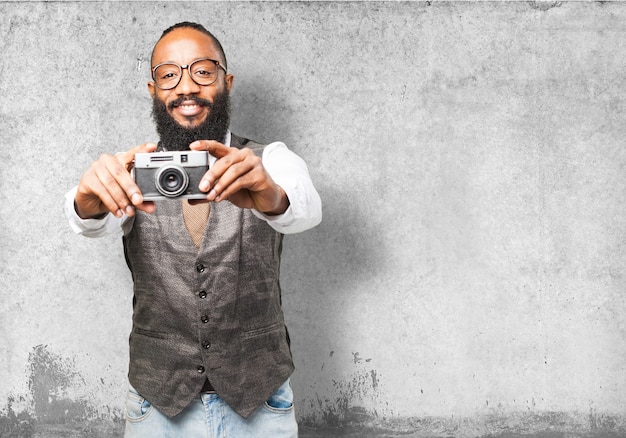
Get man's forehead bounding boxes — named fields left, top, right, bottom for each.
left=152, top=28, right=221, bottom=64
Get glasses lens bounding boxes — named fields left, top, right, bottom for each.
left=154, top=64, right=181, bottom=90
left=190, top=60, right=218, bottom=85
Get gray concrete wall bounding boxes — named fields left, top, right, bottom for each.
left=1, top=1, right=625, bottom=437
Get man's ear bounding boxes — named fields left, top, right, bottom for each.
left=147, top=81, right=155, bottom=96
left=225, top=74, right=234, bottom=92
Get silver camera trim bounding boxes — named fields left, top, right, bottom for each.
left=155, top=164, right=190, bottom=198
left=134, top=150, right=209, bottom=168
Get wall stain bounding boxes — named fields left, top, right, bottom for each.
left=0, top=394, right=35, bottom=438
left=370, top=370, right=378, bottom=390
left=299, top=355, right=626, bottom=436
left=1, top=345, right=123, bottom=437
left=528, top=1, right=562, bottom=11
left=302, top=366, right=384, bottom=428
left=300, top=410, right=626, bottom=437
left=28, top=344, right=89, bottom=423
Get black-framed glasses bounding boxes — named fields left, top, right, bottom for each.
left=151, top=58, right=227, bottom=90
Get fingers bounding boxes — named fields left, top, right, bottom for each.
left=200, top=148, right=261, bottom=199
left=191, top=140, right=231, bottom=193
left=190, top=140, right=229, bottom=158
left=75, top=143, right=157, bottom=218
left=117, top=142, right=158, bottom=170
left=134, top=201, right=156, bottom=214
left=81, top=155, right=138, bottom=218
left=98, top=156, right=142, bottom=215
left=208, top=164, right=256, bottom=202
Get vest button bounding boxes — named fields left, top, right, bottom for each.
left=196, top=263, right=206, bottom=273
left=197, top=365, right=205, bottom=373
left=202, top=341, right=211, bottom=349
left=201, top=315, right=209, bottom=323
left=199, top=290, right=207, bottom=299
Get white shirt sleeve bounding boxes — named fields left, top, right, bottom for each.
left=252, top=141, right=322, bottom=234
left=64, top=186, right=133, bottom=237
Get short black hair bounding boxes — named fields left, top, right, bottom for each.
left=152, top=21, right=228, bottom=70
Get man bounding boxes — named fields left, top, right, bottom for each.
left=64, top=22, right=322, bottom=437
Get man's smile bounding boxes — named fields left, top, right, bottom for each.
left=167, top=96, right=213, bottom=121
left=174, top=100, right=205, bottom=117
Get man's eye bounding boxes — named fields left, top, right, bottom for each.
left=155, top=66, right=180, bottom=80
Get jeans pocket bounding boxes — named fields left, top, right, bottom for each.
left=264, top=379, right=294, bottom=413
left=125, top=385, right=153, bottom=422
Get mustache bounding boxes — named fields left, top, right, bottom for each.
left=167, top=96, right=213, bottom=111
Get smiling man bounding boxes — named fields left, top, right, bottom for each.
left=150, top=26, right=232, bottom=146
left=64, top=22, right=322, bottom=437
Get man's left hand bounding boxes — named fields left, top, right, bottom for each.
left=190, top=140, right=289, bottom=215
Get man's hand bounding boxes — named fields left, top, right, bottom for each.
left=190, top=140, right=289, bottom=215
left=74, top=143, right=157, bottom=219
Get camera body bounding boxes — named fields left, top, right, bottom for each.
left=134, top=150, right=209, bottom=201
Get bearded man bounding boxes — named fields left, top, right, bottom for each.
left=64, top=22, right=322, bottom=438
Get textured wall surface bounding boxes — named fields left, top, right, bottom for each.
left=1, top=1, right=626, bottom=437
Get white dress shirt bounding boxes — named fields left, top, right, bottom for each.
left=64, top=132, right=322, bottom=236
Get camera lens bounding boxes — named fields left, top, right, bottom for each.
left=155, top=164, right=189, bottom=198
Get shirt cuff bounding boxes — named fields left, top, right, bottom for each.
left=64, top=187, right=126, bottom=237
left=252, top=174, right=322, bottom=234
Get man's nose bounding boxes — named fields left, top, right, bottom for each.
left=176, top=67, right=201, bottom=94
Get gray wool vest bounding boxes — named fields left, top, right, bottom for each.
left=122, top=135, right=294, bottom=419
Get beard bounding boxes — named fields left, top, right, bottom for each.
left=151, top=89, right=231, bottom=151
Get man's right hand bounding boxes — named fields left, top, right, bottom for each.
left=74, top=143, right=157, bottom=219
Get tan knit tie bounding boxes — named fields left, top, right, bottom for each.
left=182, top=199, right=210, bottom=248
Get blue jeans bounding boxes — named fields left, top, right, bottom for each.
left=124, top=379, right=298, bottom=438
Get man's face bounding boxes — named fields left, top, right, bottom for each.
left=148, top=27, right=234, bottom=130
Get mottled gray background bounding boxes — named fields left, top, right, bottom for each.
left=1, top=1, right=626, bottom=437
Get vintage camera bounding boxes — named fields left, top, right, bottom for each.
left=134, top=151, right=209, bottom=201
